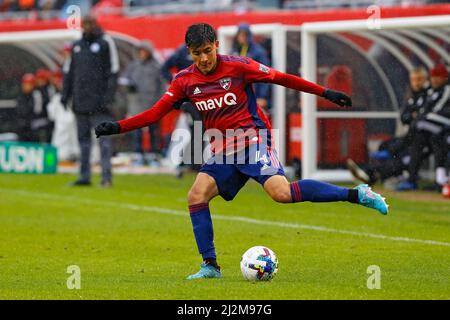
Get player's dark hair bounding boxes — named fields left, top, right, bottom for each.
left=185, top=23, right=217, bottom=49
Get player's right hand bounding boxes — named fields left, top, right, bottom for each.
left=95, top=121, right=120, bottom=138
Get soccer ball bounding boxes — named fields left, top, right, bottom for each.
left=240, top=246, right=279, bottom=281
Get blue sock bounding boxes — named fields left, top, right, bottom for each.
left=188, top=203, right=216, bottom=260
left=290, top=179, right=357, bottom=203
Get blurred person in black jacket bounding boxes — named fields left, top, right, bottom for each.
left=16, top=73, right=41, bottom=142
left=61, top=15, right=119, bottom=187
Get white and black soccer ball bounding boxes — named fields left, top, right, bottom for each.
left=240, top=246, right=279, bottom=281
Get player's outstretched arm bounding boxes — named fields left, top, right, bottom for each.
left=243, top=58, right=352, bottom=108
left=94, top=98, right=173, bottom=138
left=271, top=72, right=352, bottom=108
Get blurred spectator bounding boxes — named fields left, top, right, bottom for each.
left=0, top=0, right=439, bottom=16
left=230, top=23, right=271, bottom=113
left=61, top=15, right=119, bottom=187
left=47, top=70, right=79, bottom=161
left=15, top=73, right=41, bottom=142
left=34, top=68, right=54, bottom=143
left=347, top=67, right=430, bottom=185
left=49, top=69, right=63, bottom=87
left=18, top=0, right=36, bottom=10
left=61, top=42, right=72, bottom=72
left=52, top=0, right=66, bottom=10
left=35, top=68, right=53, bottom=101
left=118, top=40, right=165, bottom=166
left=401, top=68, right=429, bottom=125
left=0, top=0, right=15, bottom=11
left=397, top=64, right=450, bottom=191
left=203, top=0, right=232, bottom=10
left=92, top=0, right=122, bottom=16
left=38, top=0, right=55, bottom=11
left=161, top=44, right=193, bottom=83
left=376, top=67, right=430, bottom=159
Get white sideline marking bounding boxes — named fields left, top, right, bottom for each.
left=2, top=188, right=450, bottom=248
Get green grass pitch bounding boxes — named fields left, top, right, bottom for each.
left=0, top=173, right=449, bottom=299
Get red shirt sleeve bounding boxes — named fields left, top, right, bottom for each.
left=243, top=58, right=325, bottom=96
left=118, top=78, right=186, bottom=133
left=242, top=58, right=277, bottom=83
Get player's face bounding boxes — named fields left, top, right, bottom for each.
left=189, top=40, right=219, bottom=75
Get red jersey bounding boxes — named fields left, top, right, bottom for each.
left=118, top=54, right=325, bottom=154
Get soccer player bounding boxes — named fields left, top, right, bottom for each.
left=95, top=23, right=389, bottom=280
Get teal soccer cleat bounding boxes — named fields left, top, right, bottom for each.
left=186, top=263, right=222, bottom=280
left=355, top=184, right=389, bottom=215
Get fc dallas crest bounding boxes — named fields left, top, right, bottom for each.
left=219, top=78, right=232, bottom=90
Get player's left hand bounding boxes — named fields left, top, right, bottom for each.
left=323, top=89, right=352, bottom=107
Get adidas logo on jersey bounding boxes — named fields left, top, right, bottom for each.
left=194, top=93, right=237, bottom=111
left=193, top=87, right=201, bottom=95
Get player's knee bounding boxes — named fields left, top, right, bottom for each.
left=264, top=177, right=292, bottom=203
left=270, top=188, right=292, bottom=203
left=187, top=188, right=208, bottom=206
